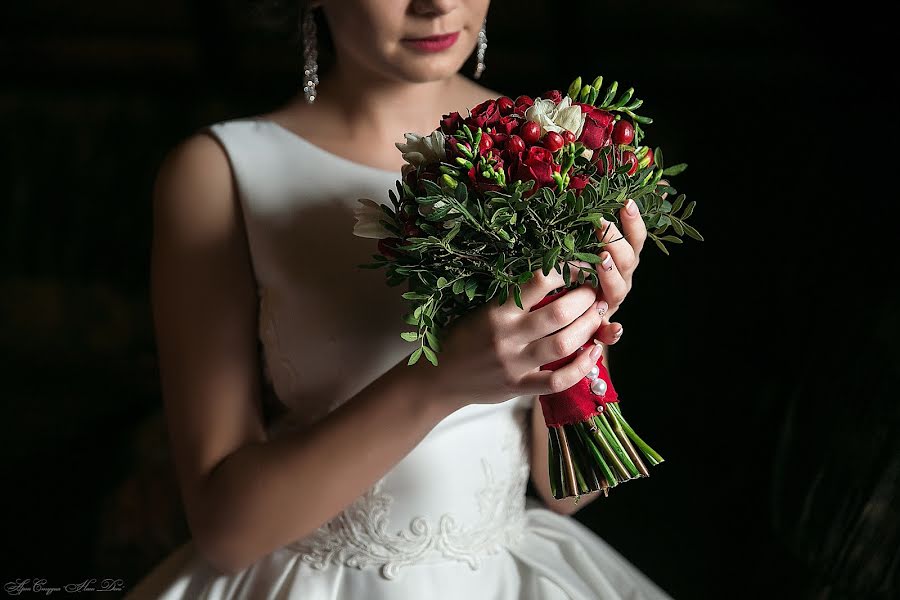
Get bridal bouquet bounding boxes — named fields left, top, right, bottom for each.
left=353, top=75, right=702, bottom=500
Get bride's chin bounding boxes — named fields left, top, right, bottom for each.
left=391, top=55, right=469, bottom=83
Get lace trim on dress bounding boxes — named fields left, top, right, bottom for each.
left=285, top=425, right=532, bottom=580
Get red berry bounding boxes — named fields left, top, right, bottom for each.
left=478, top=133, right=493, bottom=153
left=622, top=150, right=638, bottom=175
left=612, top=120, right=635, bottom=146
left=520, top=121, right=542, bottom=144
left=497, top=96, right=515, bottom=115
left=543, top=131, right=564, bottom=152
left=506, top=135, right=525, bottom=154
left=562, top=130, right=576, bottom=144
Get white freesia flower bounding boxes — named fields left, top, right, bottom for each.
left=352, top=198, right=393, bottom=239
left=394, top=129, right=446, bottom=166
left=525, top=96, right=585, bottom=139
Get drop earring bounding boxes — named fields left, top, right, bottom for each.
left=302, top=5, right=319, bottom=104
left=474, top=17, right=487, bottom=79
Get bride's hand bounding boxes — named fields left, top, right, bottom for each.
left=420, top=260, right=607, bottom=410
left=592, top=197, right=649, bottom=346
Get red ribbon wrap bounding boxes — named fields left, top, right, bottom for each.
left=531, top=288, right=619, bottom=427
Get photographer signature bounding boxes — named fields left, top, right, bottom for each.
left=4, top=578, right=124, bottom=595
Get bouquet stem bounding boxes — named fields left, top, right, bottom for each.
left=548, top=406, right=664, bottom=500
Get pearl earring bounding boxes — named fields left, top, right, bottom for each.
left=474, top=17, right=487, bottom=79
left=302, top=6, right=320, bottom=104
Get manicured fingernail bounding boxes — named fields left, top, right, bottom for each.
left=613, top=325, right=624, bottom=338
left=590, top=344, right=603, bottom=359
left=596, top=300, right=608, bottom=316
left=599, top=252, right=613, bottom=271
left=625, top=198, right=638, bottom=216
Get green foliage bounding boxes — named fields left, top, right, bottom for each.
left=360, top=75, right=703, bottom=365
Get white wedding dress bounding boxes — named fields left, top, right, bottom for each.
left=125, top=118, right=675, bottom=599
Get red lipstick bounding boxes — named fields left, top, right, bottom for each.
left=401, top=31, right=460, bottom=52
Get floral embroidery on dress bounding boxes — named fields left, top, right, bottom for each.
left=285, top=422, right=532, bottom=580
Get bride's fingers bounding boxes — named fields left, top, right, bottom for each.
left=514, top=260, right=593, bottom=311
left=594, top=249, right=628, bottom=312
left=618, top=198, right=648, bottom=257
left=523, top=293, right=606, bottom=367
left=518, top=342, right=604, bottom=396
left=516, top=283, right=599, bottom=345
left=596, top=216, right=637, bottom=277
left=594, top=320, right=624, bottom=345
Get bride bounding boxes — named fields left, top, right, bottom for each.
left=126, top=0, right=673, bottom=597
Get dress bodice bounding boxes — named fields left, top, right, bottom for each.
left=205, top=119, right=535, bottom=580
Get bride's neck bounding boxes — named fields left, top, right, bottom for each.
left=314, top=64, right=463, bottom=141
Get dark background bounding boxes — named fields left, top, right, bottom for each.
left=1, top=0, right=897, bottom=598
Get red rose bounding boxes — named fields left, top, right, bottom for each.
left=513, top=145, right=560, bottom=193
left=495, top=115, right=519, bottom=136
left=575, top=103, right=616, bottom=150
left=514, top=95, right=534, bottom=114
left=465, top=99, right=501, bottom=129
left=542, top=89, right=563, bottom=104
left=567, top=173, right=590, bottom=196
left=440, top=111, right=463, bottom=135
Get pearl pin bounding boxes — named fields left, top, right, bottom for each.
left=586, top=365, right=600, bottom=380
left=590, top=378, right=608, bottom=396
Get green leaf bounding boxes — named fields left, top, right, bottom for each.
left=660, top=235, right=684, bottom=244
left=681, top=200, right=696, bottom=220
left=400, top=331, right=419, bottom=342
left=662, top=163, right=688, bottom=176
left=425, top=330, right=442, bottom=352
left=517, top=270, right=534, bottom=284
left=443, top=222, right=461, bottom=244
left=671, top=219, right=684, bottom=236
left=407, top=347, right=423, bottom=365
left=563, top=233, right=575, bottom=252
left=632, top=114, right=653, bottom=124
left=563, top=261, right=571, bottom=286
left=654, top=147, right=664, bottom=171
left=402, top=291, right=430, bottom=300
left=487, top=279, right=500, bottom=299
left=573, top=252, right=601, bottom=264
left=671, top=193, right=685, bottom=213
left=652, top=237, right=670, bottom=256
left=436, top=276, right=448, bottom=288
left=513, top=285, right=524, bottom=310
left=498, top=284, right=508, bottom=305
left=542, top=246, right=561, bottom=276
left=452, top=278, right=465, bottom=294
left=465, top=279, right=477, bottom=301
left=455, top=180, right=468, bottom=202
left=422, top=345, right=438, bottom=366
left=682, top=222, right=705, bottom=241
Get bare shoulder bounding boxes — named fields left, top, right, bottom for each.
left=152, top=130, right=237, bottom=234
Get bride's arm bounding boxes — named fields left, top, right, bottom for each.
left=151, top=132, right=458, bottom=576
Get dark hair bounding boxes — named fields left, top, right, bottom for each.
left=250, top=0, right=336, bottom=75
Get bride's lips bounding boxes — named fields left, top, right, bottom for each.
left=400, top=31, right=460, bottom=52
